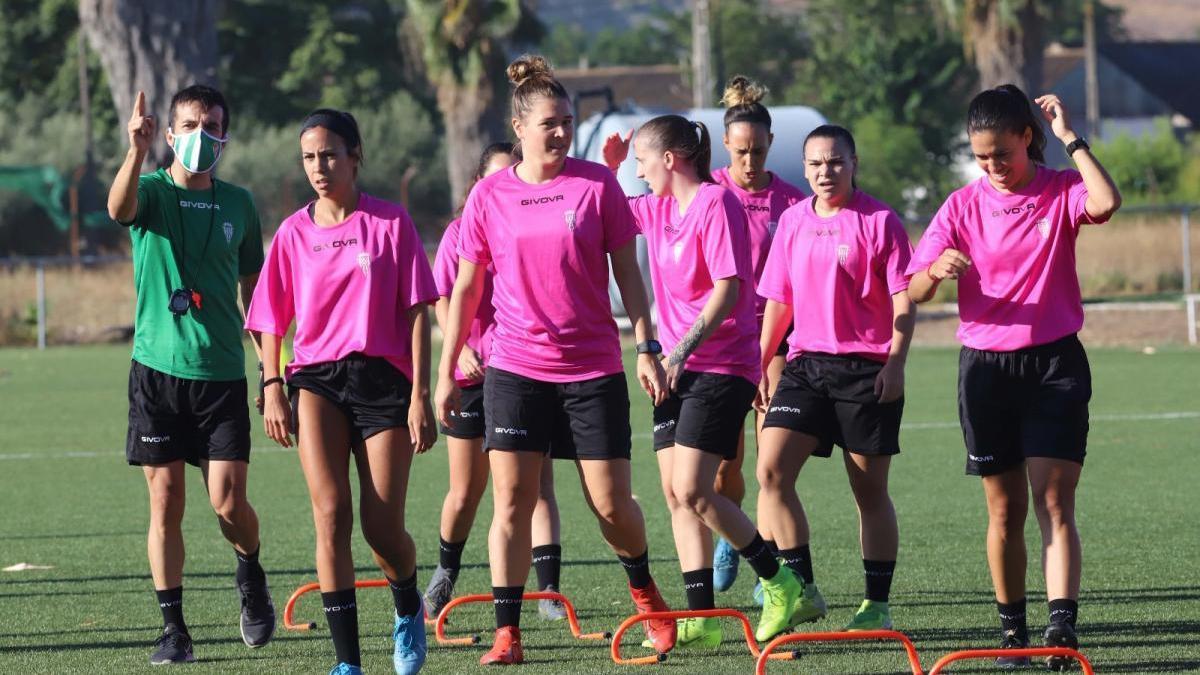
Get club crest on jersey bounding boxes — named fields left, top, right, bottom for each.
left=836, top=244, right=850, bottom=267
left=356, top=252, right=370, bottom=276
left=223, top=222, right=234, bottom=244
left=1036, top=217, right=1051, bottom=239
left=564, top=209, right=577, bottom=230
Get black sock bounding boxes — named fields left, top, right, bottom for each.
left=156, top=586, right=187, bottom=633
left=532, top=544, right=562, bottom=590
left=618, top=549, right=653, bottom=589
left=764, top=539, right=779, bottom=556
left=739, top=534, right=781, bottom=580
left=322, top=588, right=360, bottom=667
left=682, top=569, right=715, bottom=611
left=439, top=537, right=466, bottom=581
left=1048, top=598, right=1078, bottom=628
left=493, top=585, right=524, bottom=629
left=388, top=572, right=422, bottom=618
left=997, top=598, right=1029, bottom=640
left=235, top=545, right=265, bottom=585
left=778, top=545, right=814, bottom=585
left=863, top=559, right=895, bottom=603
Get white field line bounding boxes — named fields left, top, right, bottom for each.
left=1, top=411, right=1196, bottom=461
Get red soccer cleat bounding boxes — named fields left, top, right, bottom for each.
left=629, top=581, right=676, bottom=654
left=480, top=626, right=524, bottom=666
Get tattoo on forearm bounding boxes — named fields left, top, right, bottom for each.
left=667, top=316, right=706, bottom=367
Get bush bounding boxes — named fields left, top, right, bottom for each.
left=219, top=91, right=448, bottom=238
left=1091, top=119, right=1189, bottom=204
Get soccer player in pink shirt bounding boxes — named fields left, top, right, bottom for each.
left=603, top=116, right=806, bottom=647
left=246, top=109, right=438, bottom=675
left=433, top=55, right=675, bottom=665
left=907, top=85, right=1121, bottom=670
left=426, top=142, right=570, bottom=624
left=755, top=124, right=916, bottom=634
left=710, top=75, right=807, bottom=600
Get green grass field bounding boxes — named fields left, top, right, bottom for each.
left=0, top=344, right=1197, bottom=674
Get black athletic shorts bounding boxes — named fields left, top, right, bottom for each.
left=441, top=383, right=485, bottom=440
left=762, top=353, right=903, bottom=457
left=484, top=367, right=631, bottom=460
left=959, top=334, right=1091, bottom=476
left=288, top=353, right=412, bottom=441
left=126, top=360, right=251, bottom=466
left=652, top=371, right=756, bottom=459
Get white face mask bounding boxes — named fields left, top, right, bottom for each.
left=170, top=128, right=227, bottom=174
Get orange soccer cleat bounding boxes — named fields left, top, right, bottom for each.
left=479, top=626, right=524, bottom=666
left=628, top=581, right=677, bottom=654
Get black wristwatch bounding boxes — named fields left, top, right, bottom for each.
left=1065, top=137, right=1090, bottom=157
left=636, top=340, right=662, bottom=355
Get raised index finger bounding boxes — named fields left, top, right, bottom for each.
left=133, top=91, right=146, bottom=118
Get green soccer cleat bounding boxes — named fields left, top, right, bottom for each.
left=642, top=616, right=722, bottom=650
left=755, top=567, right=804, bottom=642
left=844, top=599, right=893, bottom=631
left=791, top=583, right=828, bottom=624
left=677, top=616, right=722, bottom=649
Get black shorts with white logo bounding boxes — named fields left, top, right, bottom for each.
left=959, top=334, right=1091, bottom=476
left=484, top=367, right=631, bottom=460
left=126, top=360, right=252, bottom=466
left=652, top=371, right=756, bottom=459
left=762, top=353, right=903, bottom=457
left=441, top=383, right=485, bottom=439
left=288, top=353, right=412, bottom=441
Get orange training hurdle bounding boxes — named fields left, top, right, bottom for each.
left=433, top=591, right=610, bottom=646
left=754, top=629, right=923, bottom=675
left=283, top=579, right=390, bottom=631
left=610, top=608, right=799, bottom=666
left=927, top=647, right=1094, bottom=674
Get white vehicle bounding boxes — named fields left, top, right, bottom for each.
left=572, top=103, right=827, bottom=316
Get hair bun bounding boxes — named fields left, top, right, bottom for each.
left=720, top=75, right=768, bottom=108
left=507, top=55, right=555, bottom=87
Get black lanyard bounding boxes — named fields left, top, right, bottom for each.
left=166, top=176, right=217, bottom=292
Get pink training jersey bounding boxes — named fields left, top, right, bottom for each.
left=434, top=217, right=495, bottom=386
left=245, top=193, right=438, bottom=381
left=758, top=191, right=913, bottom=362
left=712, top=168, right=807, bottom=320
left=628, top=183, right=761, bottom=384
left=457, top=157, right=638, bottom=383
left=906, top=166, right=1106, bottom=351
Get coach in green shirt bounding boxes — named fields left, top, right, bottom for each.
left=107, top=84, right=275, bottom=665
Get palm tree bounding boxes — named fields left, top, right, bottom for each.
left=939, top=0, right=1045, bottom=92
left=406, top=0, right=534, bottom=207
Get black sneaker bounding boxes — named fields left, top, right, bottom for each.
left=1043, top=621, right=1079, bottom=671
left=150, top=625, right=195, bottom=665
left=996, top=628, right=1031, bottom=669
left=238, top=577, right=276, bottom=648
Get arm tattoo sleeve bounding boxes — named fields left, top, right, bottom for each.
left=667, top=316, right=706, bottom=367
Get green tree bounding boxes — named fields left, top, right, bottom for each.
left=796, top=0, right=974, bottom=214
left=406, top=0, right=540, bottom=206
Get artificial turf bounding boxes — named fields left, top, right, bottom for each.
left=0, top=344, right=1196, bottom=674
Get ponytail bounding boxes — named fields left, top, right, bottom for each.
left=638, top=114, right=714, bottom=183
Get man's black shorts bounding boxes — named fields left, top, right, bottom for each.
left=288, top=353, right=412, bottom=441
left=126, top=360, right=251, bottom=466
left=959, top=334, right=1091, bottom=476
left=652, top=371, right=756, bottom=459
left=441, top=383, right=485, bottom=440
left=484, top=368, right=631, bottom=460
left=762, top=353, right=903, bottom=457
